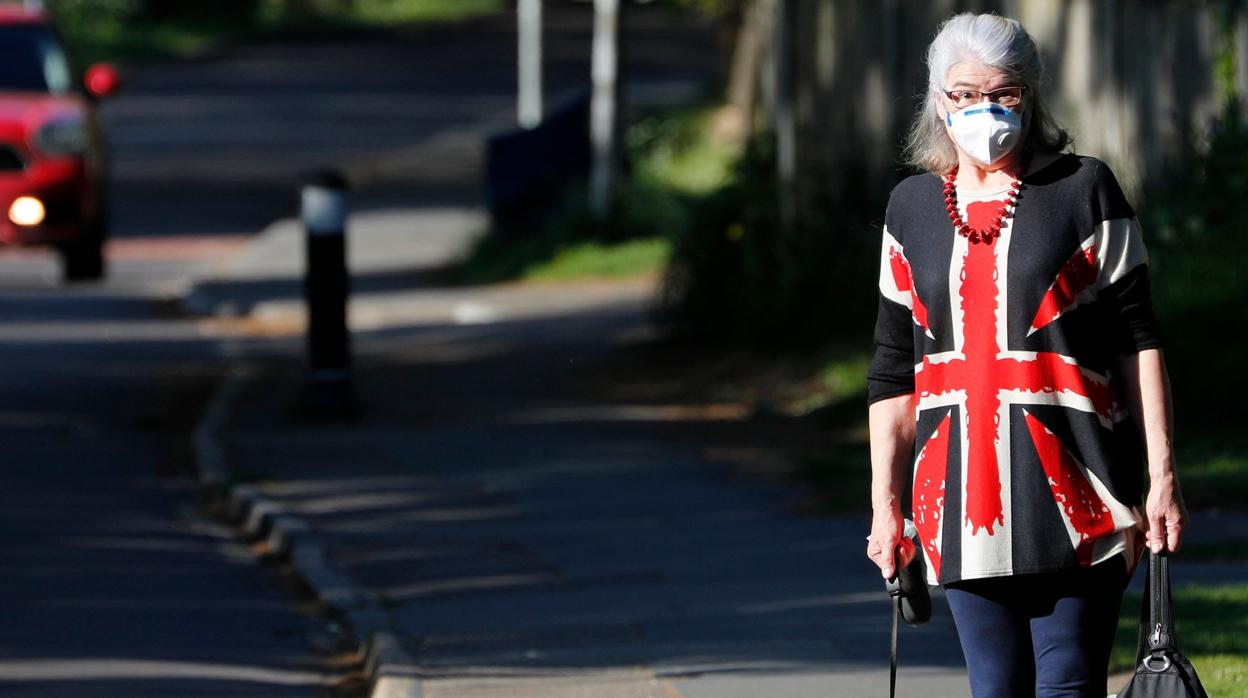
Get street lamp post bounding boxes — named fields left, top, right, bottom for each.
left=590, top=0, right=621, bottom=224
left=518, top=0, right=543, bottom=129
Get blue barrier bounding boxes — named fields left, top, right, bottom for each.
left=484, top=89, right=592, bottom=232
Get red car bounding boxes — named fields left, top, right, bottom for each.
left=0, top=5, right=118, bottom=280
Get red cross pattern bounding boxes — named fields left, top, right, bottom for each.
left=910, top=199, right=1130, bottom=578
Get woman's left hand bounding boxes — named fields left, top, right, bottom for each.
left=1145, top=472, right=1188, bottom=554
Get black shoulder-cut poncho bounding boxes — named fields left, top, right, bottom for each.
left=868, top=154, right=1160, bottom=585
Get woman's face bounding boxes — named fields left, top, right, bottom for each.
left=939, top=62, right=1027, bottom=169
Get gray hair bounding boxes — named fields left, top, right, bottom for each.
left=903, top=13, right=1070, bottom=174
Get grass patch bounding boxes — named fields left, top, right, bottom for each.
left=1111, top=584, right=1248, bottom=696
left=523, top=238, right=671, bottom=282
left=311, top=0, right=505, bottom=27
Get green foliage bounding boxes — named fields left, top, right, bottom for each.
left=628, top=107, right=739, bottom=196
left=1112, top=585, right=1248, bottom=696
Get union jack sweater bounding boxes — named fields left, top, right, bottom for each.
left=867, top=154, right=1160, bottom=586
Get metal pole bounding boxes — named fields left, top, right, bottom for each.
left=518, top=0, right=543, bottom=129
left=590, top=0, right=620, bottom=223
left=299, top=171, right=356, bottom=419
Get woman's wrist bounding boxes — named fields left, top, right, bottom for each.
left=871, top=492, right=901, bottom=514
left=1148, top=461, right=1176, bottom=483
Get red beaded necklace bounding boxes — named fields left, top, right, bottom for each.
left=943, top=167, right=1024, bottom=244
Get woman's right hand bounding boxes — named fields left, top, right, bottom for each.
left=867, top=505, right=915, bottom=579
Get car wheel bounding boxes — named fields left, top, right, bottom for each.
left=60, top=218, right=107, bottom=282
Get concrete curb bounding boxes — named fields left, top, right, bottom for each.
left=192, top=369, right=423, bottom=698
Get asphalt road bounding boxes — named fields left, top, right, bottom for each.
left=0, top=293, right=335, bottom=696
left=0, top=5, right=721, bottom=695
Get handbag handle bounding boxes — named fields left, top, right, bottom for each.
left=1134, top=550, right=1179, bottom=664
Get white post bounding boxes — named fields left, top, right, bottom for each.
left=590, top=0, right=621, bottom=223
left=518, top=0, right=543, bottom=129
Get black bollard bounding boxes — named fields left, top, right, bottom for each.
left=298, top=170, right=357, bottom=419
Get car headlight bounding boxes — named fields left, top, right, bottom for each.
left=9, top=196, right=46, bottom=227
left=32, top=119, right=89, bottom=157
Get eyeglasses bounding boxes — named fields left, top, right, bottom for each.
left=943, top=85, right=1027, bottom=109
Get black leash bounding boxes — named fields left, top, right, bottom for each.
left=886, top=548, right=903, bottom=698
left=882, top=525, right=933, bottom=697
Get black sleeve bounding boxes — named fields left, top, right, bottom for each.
left=1089, top=160, right=1163, bottom=353
left=866, top=191, right=917, bottom=404
left=867, top=296, right=917, bottom=404
left=1101, top=265, right=1163, bottom=353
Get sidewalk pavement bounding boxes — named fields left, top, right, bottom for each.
left=185, top=204, right=976, bottom=698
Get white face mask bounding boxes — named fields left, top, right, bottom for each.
left=945, top=102, right=1023, bottom=166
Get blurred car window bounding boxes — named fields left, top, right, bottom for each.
left=0, top=25, right=73, bottom=94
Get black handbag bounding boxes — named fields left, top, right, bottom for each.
left=1117, top=551, right=1209, bottom=698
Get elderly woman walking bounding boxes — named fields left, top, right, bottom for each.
left=864, top=13, right=1189, bottom=698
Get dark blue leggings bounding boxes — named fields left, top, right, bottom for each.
left=944, top=556, right=1128, bottom=698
